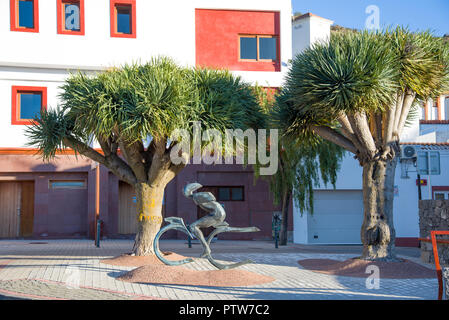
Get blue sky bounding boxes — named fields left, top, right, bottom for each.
left=292, top=0, right=449, bottom=36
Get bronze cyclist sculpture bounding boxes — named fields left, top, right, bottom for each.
left=154, top=182, right=260, bottom=270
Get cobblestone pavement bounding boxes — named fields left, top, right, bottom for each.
left=0, top=239, right=440, bottom=300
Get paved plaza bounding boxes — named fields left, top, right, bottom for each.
left=0, top=239, right=440, bottom=300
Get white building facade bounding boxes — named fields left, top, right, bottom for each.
left=0, top=0, right=295, bottom=239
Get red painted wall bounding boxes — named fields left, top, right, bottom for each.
left=0, top=153, right=290, bottom=240
left=165, top=163, right=293, bottom=241
left=195, top=9, right=281, bottom=72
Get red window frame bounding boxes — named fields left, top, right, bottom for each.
left=57, top=0, right=85, bottom=35
left=432, top=186, right=449, bottom=200
left=11, top=86, right=47, bottom=125
left=110, top=0, right=136, bottom=38
left=10, top=0, right=39, bottom=33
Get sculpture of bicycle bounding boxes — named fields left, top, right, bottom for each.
left=153, top=183, right=260, bottom=270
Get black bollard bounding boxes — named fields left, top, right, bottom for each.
left=96, top=219, right=101, bottom=248
left=274, top=228, right=279, bottom=249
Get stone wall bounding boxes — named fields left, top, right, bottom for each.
left=419, top=200, right=449, bottom=265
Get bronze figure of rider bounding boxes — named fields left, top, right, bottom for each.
left=183, top=183, right=228, bottom=258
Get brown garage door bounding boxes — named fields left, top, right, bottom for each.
left=0, top=181, right=34, bottom=238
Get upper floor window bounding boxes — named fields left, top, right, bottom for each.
left=195, top=10, right=280, bottom=72
left=57, top=0, right=85, bottom=35
left=110, top=0, right=136, bottom=38
left=10, top=0, right=39, bottom=33
left=11, top=86, right=47, bottom=125
left=239, top=35, right=278, bottom=62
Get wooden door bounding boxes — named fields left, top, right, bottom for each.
left=0, top=181, right=35, bottom=238
left=196, top=186, right=218, bottom=237
left=118, top=181, right=138, bottom=234
left=0, top=182, right=21, bottom=238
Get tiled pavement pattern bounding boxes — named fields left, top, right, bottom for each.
left=0, top=240, right=440, bottom=300
left=0, top=279, right=138, bottom=300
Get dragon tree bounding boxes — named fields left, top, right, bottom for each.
left=277, top=28, right=449, bottom=260
left=26, top=57, right=265, bottom=256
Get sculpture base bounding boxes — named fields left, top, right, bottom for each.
left=101, top=252, right=187, bottom=268
left=298, top=257, right=435, bottom=279
left=117, top=263, right=275, bottom=287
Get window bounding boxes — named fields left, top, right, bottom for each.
left=432, top=187, right=449, bottom=200
left=110, top=0, right=136, bottom=38
left=57, top=0, right=84, bottom=35
left=240, top=37, right=257, bottom=60
left=10, top=0, right=39, bottom=33
left=417, top=151, right=441, bottom=175
left=259, top=37, right=277, bottom=60
left=50, top=180, right=87, bottom=189
left=239, top=35, right=278, bottom=61
left=434, top=193, right=446, bottom=200
left=11, top=86, right=47, bottom=125
left=217, top=187, right=244, bottom=201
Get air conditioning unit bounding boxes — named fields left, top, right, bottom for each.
left=400, top=145, right=418, bottom=160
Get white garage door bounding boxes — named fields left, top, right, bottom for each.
left=308, top=190, right=364, bottom=244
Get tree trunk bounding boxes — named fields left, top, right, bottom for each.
left=360, top=157, right=398, bottom=261
left=132, top=182, right=165, bottom=256
left=279, top=190, right=291, bottom=246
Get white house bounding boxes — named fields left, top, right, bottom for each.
left=291, top=13, right=449, bottom=247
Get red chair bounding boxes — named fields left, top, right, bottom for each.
left=420, top=231, right=449, bottom=300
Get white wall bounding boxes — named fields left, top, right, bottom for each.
left=292, top=19, right=311, bottom=58
left=401, top=114, right=421, bottom=142
left=420, top=123, right=449, bottom=143
left=293, top=152, right=363, bottom=244
left=0, top=0, right=196, bottom=68
left=0, top=67, right=71, bottom=147
left=309, top=16, right=332, bottom=47
left=292, top=15, right=333, bottom=58
left=293, top=147, right=449, bottom=244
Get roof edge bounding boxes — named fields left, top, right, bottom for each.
left=400, top=142, right=449, bottom=147
left=292, top=12, right=334, bottom=24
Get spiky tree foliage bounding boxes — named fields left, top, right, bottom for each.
left=253, top=86, right=345, bottom=245
left=278, top=28, right=449, bottom=260
left=26, top=57, right=265, bottom=256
